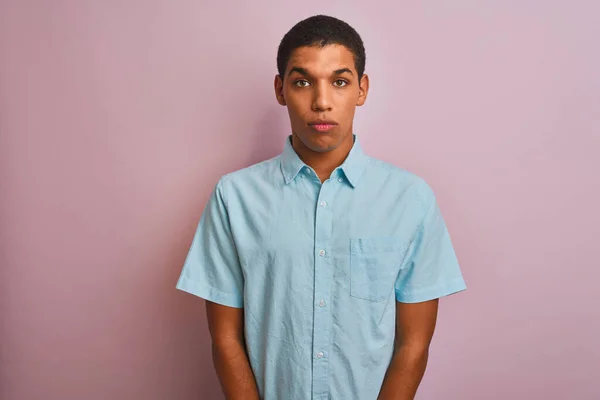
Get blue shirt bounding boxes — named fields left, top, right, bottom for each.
left=177, top=135, right=466, bottom=400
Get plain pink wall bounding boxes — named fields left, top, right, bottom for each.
left=1, top=1, right=598, bottom=399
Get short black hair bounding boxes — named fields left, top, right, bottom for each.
left=277, top=15, right=366, bottom=81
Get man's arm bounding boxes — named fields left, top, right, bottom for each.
left=377, top=299, right=439, bottom=400
left=206, top=301, right=260, bottom=400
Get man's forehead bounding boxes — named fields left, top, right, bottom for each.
left=286, top=44, right=356, bottom=73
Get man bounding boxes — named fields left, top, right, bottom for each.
left=177, top=15, right=466, bottom=400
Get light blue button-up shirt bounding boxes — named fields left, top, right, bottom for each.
left=177, top=135, right=466, bottom=400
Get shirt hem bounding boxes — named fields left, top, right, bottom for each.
left=176, top=276, right=243, bottom=308
left=395, top=276, right=467, bottom=303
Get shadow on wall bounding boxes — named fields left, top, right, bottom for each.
left=246, top=106, right=290, bottom=168
left=164, top=229, right=224, bottom=399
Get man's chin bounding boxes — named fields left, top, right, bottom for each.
left=306, top=139, right=337, bottom=153
left=296, top=132, right=341, bottom=153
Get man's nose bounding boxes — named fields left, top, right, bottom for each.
left=312, top=82, right=333, bottom=112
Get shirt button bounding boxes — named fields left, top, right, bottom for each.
left=319, top=249, right=326, bottom=257
left=317, top=351, right=324, bottom=359
left=338, top=178, right=343, bottom=182
left=320, top=201, right=327, bottom=207
left=319, top=300, right=325, bottom=307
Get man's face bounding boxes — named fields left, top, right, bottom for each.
left=275, top=45, right=369, bottom=154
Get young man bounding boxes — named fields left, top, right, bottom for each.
left=177, top=15, right=466, bottom=400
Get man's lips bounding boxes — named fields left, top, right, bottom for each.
left=308, top=121, right=338, bottom=132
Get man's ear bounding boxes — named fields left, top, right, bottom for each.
left=357, top=74, right=369, bottom=106
left=274, top=75, right=286, bottom=106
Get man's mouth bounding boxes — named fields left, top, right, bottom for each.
left=308, top=120, right=338, bottom=132
left=311, top=124, right=335, bottom=132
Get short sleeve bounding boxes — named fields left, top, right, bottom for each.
left=176, top=178, right=244, bottom=308
left=395, top=186, right=467, bottom=303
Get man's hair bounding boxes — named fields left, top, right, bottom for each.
left=277, top=15, right=366, bottom=81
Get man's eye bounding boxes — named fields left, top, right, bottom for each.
left=333, top=80, right=348, bottom=87
left=295, top=80, right=310, bottom=87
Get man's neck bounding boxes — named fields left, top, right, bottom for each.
left=291, top=133, right=354, bottom=183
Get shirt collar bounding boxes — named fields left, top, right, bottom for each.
left=279, top=134, right=368, bottom=188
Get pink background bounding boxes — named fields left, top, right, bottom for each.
left=1, top=1, right=599, bottom=399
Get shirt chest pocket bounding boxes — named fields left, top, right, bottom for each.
left=349, top=237, right=408, bottom=302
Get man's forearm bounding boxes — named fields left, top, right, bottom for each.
left=377, top=345, right=429, bottom=400
left=212, top=339, right=260, bottom=400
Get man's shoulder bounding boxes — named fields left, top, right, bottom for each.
left=217, top=154, right=281, bottom=187
left=364, top=155, right=429, bottom=185
left=364, top=155, right=435, bottom=202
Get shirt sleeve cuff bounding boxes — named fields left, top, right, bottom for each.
left=395, top=276, right=467, bottom=303
left=176, top=276, right=243, bottom=308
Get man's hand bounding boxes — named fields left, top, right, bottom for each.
left=377, top=299, right=439, bottom=400
left=206, top=301, right=260, bottom=400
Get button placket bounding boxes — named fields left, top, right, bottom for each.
left=311, top=178, right=338, bottom=399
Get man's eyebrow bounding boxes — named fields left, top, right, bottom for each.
left=287, top=67, right=354, bottom=77
left=288, top=67, right=308, bottom=77
left=333, top=68, right=353, bottom=76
